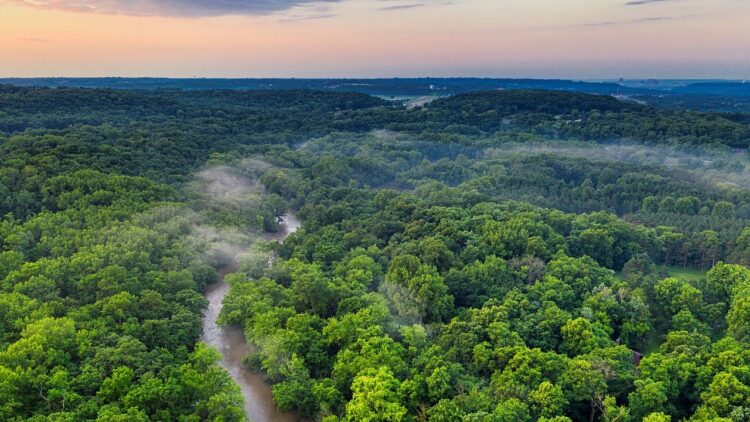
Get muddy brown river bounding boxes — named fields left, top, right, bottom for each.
left=202, top=214, right=302, bottom=422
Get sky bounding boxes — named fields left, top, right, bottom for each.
left=0, top=0, right=749, bottom=78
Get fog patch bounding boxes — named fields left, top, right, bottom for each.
left=190, top=225, right=263, bottom=268
left=485, top=141, right=750, bottom=189
left=184, top=158, right=280, bottom=268
left=370, top=129, right=400, bottom=139
left=195, top=163, right=265, bottom=207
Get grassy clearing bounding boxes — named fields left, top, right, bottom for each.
left=664, top=266, right=706, bottom=282
left=643, top=324, right=669, bottom=355
left=612, top=265, right=706, bottom=282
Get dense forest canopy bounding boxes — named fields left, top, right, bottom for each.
left=1, top=84, right=749, bottom=421
left=4, top=78, right=750, bottom=113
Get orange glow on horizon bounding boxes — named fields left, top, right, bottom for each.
left=1, top=1, right=748, bottom=78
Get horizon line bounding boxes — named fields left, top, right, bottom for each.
left=0, top=76, right=746, bottom=81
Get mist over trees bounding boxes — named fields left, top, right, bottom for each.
left=1, top=85, right=749, bottom=421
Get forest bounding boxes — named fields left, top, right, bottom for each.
left=1, top=84, right=750, bottom=421
left=4, top=78, right=750, bottom=113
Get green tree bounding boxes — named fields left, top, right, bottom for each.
left=344, top=367, right=407, bottom=422
left=529, top=381, right=567, bottom=418
left=629, top=379, right=669, bottom=421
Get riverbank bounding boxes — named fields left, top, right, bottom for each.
left=201, top=213, right=301, bottom=422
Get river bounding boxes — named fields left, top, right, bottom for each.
left=202, top=213, right=302, bottom=422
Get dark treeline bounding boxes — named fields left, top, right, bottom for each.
left=0, top=77, right=658, bottom=97
left=1, top=85, right=750, bottom=421
left=3, top=86, right=750, bottom=150
left=3, top=77, right=750, bottom=99
left=329, top=90, right=750, bottom=148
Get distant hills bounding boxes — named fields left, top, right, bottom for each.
left=0, top=77, right=747, bottom=96
left=2, top=77, right=749, bottom=113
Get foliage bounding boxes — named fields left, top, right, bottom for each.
left=2, top=84, right=750, bottom=421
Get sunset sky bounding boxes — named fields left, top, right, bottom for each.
left=1, top=0, right=749, bottom=78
